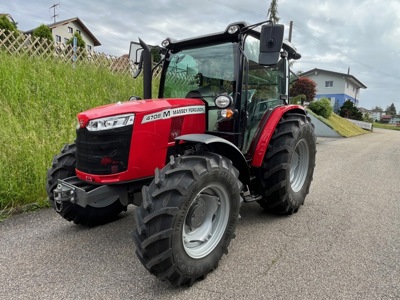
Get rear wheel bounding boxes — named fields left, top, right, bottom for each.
left=133, top=152, right=241, bottom=286
left=258, top=112, right=316, bottom=214
left=46, top=143, right=127, bottom=226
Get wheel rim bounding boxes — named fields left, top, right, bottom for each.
left=89, top=195, right=119, bottom=208
left=182, top=183, right=230, bottom=259
left=290, top=139, right=310, bottom=193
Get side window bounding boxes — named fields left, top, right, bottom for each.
left=243, top=36, right=281, bottom=116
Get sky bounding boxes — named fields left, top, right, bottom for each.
left=1, top=0, right=400, bottom=112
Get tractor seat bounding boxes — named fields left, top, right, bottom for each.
left=185, top=90, right=202, bottom=99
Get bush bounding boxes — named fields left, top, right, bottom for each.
left=308, top=98, right=333, bottom=118
left=33, top=24, right=53, bottom=41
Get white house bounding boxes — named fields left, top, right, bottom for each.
left=301, top=68, right=367, bottom=113
left=25, top=17, right=101, bottom=52
left=370, top=108, right=384, bottom=122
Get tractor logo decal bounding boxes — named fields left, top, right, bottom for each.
left=142, top=105, right=205, bottom=124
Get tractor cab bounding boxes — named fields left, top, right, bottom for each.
left=134, top=21, right=301, bottom=155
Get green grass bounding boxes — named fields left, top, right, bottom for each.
left=373, top=122, right=400, bottom=131
left=307, top=109, right=368, bottom=137
left=0, top=52, right=145, bottom=212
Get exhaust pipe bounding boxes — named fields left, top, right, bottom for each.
left=139, top=38, right=152, bottom=99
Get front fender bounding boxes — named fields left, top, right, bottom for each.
left=175, top=134, right=250, bottom=185
left=250, top=105, right=307, bottom=167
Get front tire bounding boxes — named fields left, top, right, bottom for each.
left=258, top=112, right=316, bottom=214
left=46, top=143, right=127, bottom=226
left=133, top=152, right=241, bottom=286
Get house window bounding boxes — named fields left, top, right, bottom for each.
left=56, top=35, right=61, bottom=42
left=64, top=38, right=69, bottom=44
left=87, top=45, right=92, bottom=51
left=76, top=29, right=81, bottom=35
left=68, top=27, right=73, bottom=33
left=325, top=81, right=333, bottom=88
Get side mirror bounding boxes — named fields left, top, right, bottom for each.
left=259, top=24, right=284, bottom=66
left=129, top=41, right=143, bottom=64
left=130, top=41, right=144, bottom=78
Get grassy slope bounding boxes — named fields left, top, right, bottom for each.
left=307, top=109, right=368, bottom=137
left=0, top=52, right=142, bottom=212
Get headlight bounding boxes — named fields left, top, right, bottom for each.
left=86, top=114, right=135, bottom=131
left=227, top=25, right=240, bottom=34
left=161, top=39, right=170, bottom=47
left=215, top=94, right=233, bottom=109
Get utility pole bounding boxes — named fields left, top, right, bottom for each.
left=50, top=3, right=59, bottom=23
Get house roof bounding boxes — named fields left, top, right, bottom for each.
left=25, top=17, right=101, bottom=46
left=358, top=107, right=371, bottom=114
left=300, top=68, right=367, bottom=89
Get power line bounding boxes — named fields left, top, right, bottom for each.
left=49, top=3, right=59, bottom=23
left=292, top=23, right=400, bottom=81
left=206, top=0, right=400, bottom=83
left=206, top=0, right=265, bottom=18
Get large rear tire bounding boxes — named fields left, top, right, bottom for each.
left=46, top=143, right=127, bottom=226
left=258, top=112, right=316, bottom=214
left=133, top=152, right=241, bottom=286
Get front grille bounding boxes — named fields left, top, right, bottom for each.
left=76, top=126, right=133, bottom=175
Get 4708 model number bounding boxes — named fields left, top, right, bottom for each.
left=142, top=105, right=205, bottom=124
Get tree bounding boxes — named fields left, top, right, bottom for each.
left=0, top=16, right=18, bottom=44
left=372, top=106, right=383, bottom=111
left=385, top=103, right=397, bottom=116
left=66, top=32, right=86, bottom=49
left=150, top=46, right=161, bottom=63
left=0, top=15, right=17, bottom=32
left=33, top=24, right=53, bottom=41
left=267, top=0, right=280, bottom=24
left=339, top=100, right=362, bottom=120
left=289, top=77, right=317, bottom=102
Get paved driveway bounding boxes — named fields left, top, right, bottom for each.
left=1, top=128, right=399, bottom=299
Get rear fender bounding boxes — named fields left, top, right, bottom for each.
left=250, top=105, right=307, bottom=167
left=175, top=134, right=250, bottom=185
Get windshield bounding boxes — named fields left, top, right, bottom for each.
left=162, top=42, right=238, bottom=106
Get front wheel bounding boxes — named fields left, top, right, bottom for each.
left=258, top=112, right=316, bottom=214
left=133, top=152, right=241, bottom=286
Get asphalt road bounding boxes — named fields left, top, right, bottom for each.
left=1, top=128, right=399, bottom=300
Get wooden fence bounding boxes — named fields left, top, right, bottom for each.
left=0, top=29, right=151, bottom=77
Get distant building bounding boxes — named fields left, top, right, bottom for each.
left=370, top=108, right=384, bottom=122
left=389, top=116, right=400, bottom=125
left=380, top=115, right=392, bottom=123
left=25, top=17, right=101, bottom=52
left=300, top=68, right=367, bottom=113
left=357, top=107, right=371, bottom=119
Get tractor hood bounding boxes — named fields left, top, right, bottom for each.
left=77, top=98, right=205, bottom=129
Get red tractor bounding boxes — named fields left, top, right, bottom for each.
left=46, top=21, right=316, bottom=286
